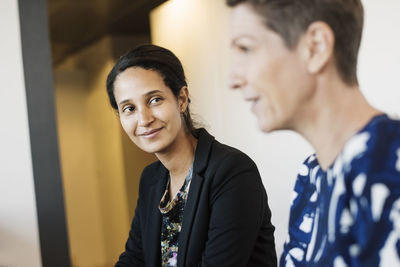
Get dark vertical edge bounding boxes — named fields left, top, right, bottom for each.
left=17, top=0, right=71, bottom=266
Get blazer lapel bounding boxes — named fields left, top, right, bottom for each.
left=177, top=173, right=204, bottom=265
left=145, top=167, right=168, bottom=267
left=177, top=128, right=214, bottom=265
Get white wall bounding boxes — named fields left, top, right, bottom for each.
left=151, top=0, right=400, bottom=259
left=359, top=0, right=400, bottom=116
left=0, top=1, right=42, bottom=266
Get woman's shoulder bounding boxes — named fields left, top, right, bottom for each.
left=210, top=138, right=255, bottom=166
left=205, top=138, right=266, bottom=200
left=138, top=160, right=166, bottom=188
left=203, top=137, right=260, bottom=187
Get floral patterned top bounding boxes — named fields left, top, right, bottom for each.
left=159, top=164, right=193, bottom=267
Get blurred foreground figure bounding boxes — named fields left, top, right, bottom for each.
left=227, top=0, right=400, bottom=266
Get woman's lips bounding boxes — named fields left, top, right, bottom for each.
left=244, top=96, right=260, bottom=114
left=138, top=127, right=163, bottom=139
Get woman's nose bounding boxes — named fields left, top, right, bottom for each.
left=228, top=71, right=246, bottom=90
left=138, top=107, right=154, bottom=127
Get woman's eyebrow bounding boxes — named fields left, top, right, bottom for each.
left=118, top=90, right=164, bottom=106
left=118, top=99, right=131, bottom=106
left=144, top=90, right=163, bottom=97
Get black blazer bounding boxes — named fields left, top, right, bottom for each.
left=116, top=129, right=277, bottom=266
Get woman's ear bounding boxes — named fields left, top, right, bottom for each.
left=178, top=86, right=189, bottom=112
left=301, top=21, right=335, bottom=75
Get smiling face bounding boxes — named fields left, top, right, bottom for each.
left=113, top=67, right=187, bottom=154
left=229, top=3, right=315, bottom=132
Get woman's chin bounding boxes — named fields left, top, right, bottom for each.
left=258, top=119, right=274, bottom=133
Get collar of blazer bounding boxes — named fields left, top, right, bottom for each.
left=192, top=128, right=215, bottom=175
left=147, top=128, right=215, bottom=266
left=179, top=128, right=215, bottom=265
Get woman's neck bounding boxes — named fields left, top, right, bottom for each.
left=156, top=129, right=198, bottom=184
left=295, top=83, right=381, bottom=171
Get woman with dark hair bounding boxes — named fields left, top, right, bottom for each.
left=106, top=44, right=276, bottom=267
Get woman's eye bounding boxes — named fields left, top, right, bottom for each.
left=122, top=106, right=135, bottom=113
left=150, top=97, right=162, bottom=104
left=234, top=39, right=255, bottom=54
left=238, top=44, right=251, bottom=53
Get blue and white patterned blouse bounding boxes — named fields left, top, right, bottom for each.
left=281, top=114, right=400, bottom=266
